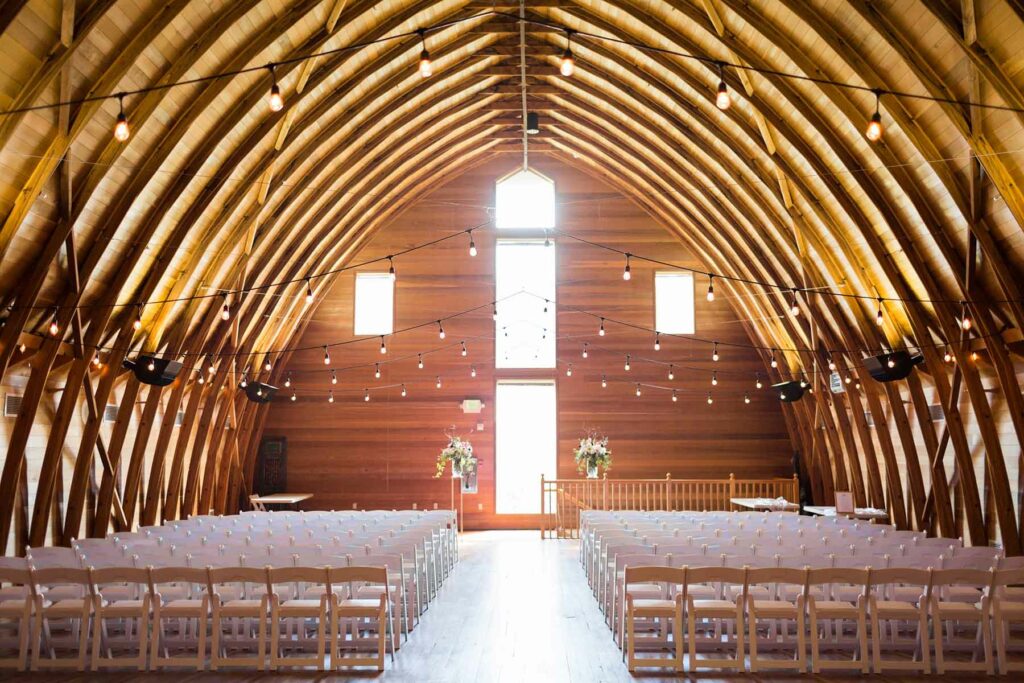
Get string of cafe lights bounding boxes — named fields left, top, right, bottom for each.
left=5, top=10, right=1024, bottom=161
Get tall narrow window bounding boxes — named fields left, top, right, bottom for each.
left=495, top=168, right=556, bottom=229
left=353, top=272, right=394, bottom=335
left=655, top=271, right=695, bottom=334
left=495, top=240, right=556, bottom=368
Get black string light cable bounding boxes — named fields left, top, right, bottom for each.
left=4, top=10, right=1024, bottom=123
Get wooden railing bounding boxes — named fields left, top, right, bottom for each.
left=540, top=473, right=799, bottom=539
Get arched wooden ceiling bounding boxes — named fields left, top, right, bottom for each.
left=1, top=0, right=1023, bottom=553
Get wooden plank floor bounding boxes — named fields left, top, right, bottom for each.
left=13, top=530, right=991, bottom=681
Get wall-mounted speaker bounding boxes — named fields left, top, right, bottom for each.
left=122, top=356, right=182, bottom=386
left=773, top=380, right=805, bottom=402
left=863, top=351, right=923, bottom=382
left=244, top=382, right=277, bottom=404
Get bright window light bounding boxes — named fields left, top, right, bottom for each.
left=655, top=271, right=695, bottom=334
left=495, top=240, right=556, bottom=368
left=354, top=273, right=394, bottom=335
left=495, top=168, right=556, bottom=229
left=495, top=381, right=557, bottom=514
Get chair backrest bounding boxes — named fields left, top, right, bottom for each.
left=869, top=567, right=932, bottom=599
left=29, top=566, right=91, bottom=597
left=206, top=565, right=267, bottom=597
left=89, top=566, right=149, bottom=600
left=0, top=556, right=29, bottom=570
left=994, top=567, right=1024, bottom=591
left=745, top=566, right=808, bottom=592
left=0, top=567, right=32, bottom=593
left=24, top=546, right=79, bottom=569
left=623, top=565, right=685, bottom=589
left=997, top=556, right=1024, bottom=570
left=148, top=565, right=209, bottom=596
left=328, top=565, right=388, bottom=587
left=685, top=565, right=747, bottom=592
left=930, top=568, right=994, bottom=593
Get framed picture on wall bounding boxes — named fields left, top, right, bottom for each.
left=835, top=491, right=854, bottom=514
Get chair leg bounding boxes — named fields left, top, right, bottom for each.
left=687, top=609, right=696, bottom=672
left=858, top=609, right=869, bottom=674
left=29, top=605, right=42, bottom=672
left=796, top=610, right=806, bottom=671
left=995, top=614, right=1007, bottom=675
left=209, top=610, right=220, bottom=671
left=810, top=611, right=821, bottom=674
left=919, top=610, right=931, bottom=673
left=981, top=614, right=994, bottom=675
left=934, top=611, right=945, bottom=674
left=626, top=607, right=635, bottom=672
left=90, top=610, right=102, bottom=671
left=76, top=610, right=90, bottom=671
left=747, top=612, right=758, bottom=673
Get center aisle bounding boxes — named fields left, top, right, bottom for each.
left=383, top=530, right=630, bottom=683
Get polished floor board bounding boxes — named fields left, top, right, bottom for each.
left=10, top=530, right=990, bottom=681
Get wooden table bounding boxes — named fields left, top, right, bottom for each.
left=730, top=497, right=800, bottom=512
left=250, top=493, right=313, bottom=510
left=803, top=505, right=889, bottom=522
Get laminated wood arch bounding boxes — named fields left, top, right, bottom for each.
left=0, top=0, right=1022, bottom=553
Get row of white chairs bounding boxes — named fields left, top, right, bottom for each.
left=0, top=509, right=457, bottom=671
left=618, top=564, right=1024, bottom=675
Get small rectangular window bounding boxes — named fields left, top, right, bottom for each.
left=655, top=271, right=695, bottom=334
left=354, top=273, right=394, bottom=335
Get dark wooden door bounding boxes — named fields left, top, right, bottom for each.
left=255, top=436, right=287, bottom=495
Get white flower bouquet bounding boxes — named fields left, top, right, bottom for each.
left=574, top=434, right=612, bottom=478
left=435, top=436, right=477, bottom=478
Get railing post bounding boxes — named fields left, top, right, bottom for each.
left=729, top=472, right=735, bottom=511
left=792, top=473, right=799, bottom=507
left=665, top=473, right=671, bottom=511
left=540, top=474, right=545, bottom=539
left=602, top=473, right=608, bottom=511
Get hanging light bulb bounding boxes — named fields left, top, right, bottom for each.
left=828, top=356, right=836, bottom=371
left=654, top=332, right=661, bottom=351
left=635, top=384, right=641, bottom=397
left=887, top=356, right=896, bottom=369
left=461, top=341, right=467, bottom=357
left=471, top=366, right=477, bottom=378
left=711, top=371, right=718, bottom=386
left=800, top=376, right=809, bottom=388
left=875, top=298, right=884, bottom=326
left=436, top=376, right=442, bottom=389
left=221, top=297, right=230, bottom=321
left=707, top=274, right=715, bottom=302
left=323, top=346, right=330, bottom=365
left=960, top=301, right=972, bottom=331
left=437, top=321, right=445, bottom=339
left=284, top=373, right=291, bottom=388
left=418, top=354, right=424, bottom=369
left=668, top=365, right=675, bottom=380
left=331, top=370, right=337, bottom=385
left=468, top=232, right=477, bottom=257
left=388, top=256, right=396, bottom=282
left=790, top=289, right=800, bottom=317
left=715, top=62, right=731, bottom=110
left=624, top=354, right=631, bottom=371
left=305, top=278, right=313, bottom=304
left=770, top=350, right=778, bottom=369
left=707, top=392, right=713, bottom=405
left=560, top=30, right=575, bottom=77
left=328, top=391, right=334, bottom=403
left=622, top=253, right=632, bottom=281
left=401, top=384, right=407, bottom=397
left=672, top=389, right=678, bottom=402
left=240, top=374, right=248, bottom=388
left=264, top=354, right=272, bottom=372
left=380, top=336, right=387, bottom=354
left=364, top=389, right=370, bottom=402
left=492, top=304, right=498, bottom=321
left=48, top=307, right=60, bottom=336
left=291, top=391, right=297, bottom=402
left=944, top=346, right=953, bottom=363
left=374, top=363, right=381, bottom=379
left=845, top=375, right=852, bottom=384
left=744, top=392, right=751, bottom=405
left=257, top=385, right=263, bottom=397
left=113, top=94, right=130, bottom=142
left=712, top=342, right=719, bottom=362
left=865, top=89, right=883, bottom=142
left=133, top=305, right=143, bottom=331
left=197, top=371, right=205, bottom=385
left=418, top=29, right=432, bottom=78
left=601, top=374, right=607, bottom=388
left=543, top=300, right=548, bottom=314
left=147, top=358, right=156, bottom=372
left=207, top=356, right=216, bottom=374
left=566, top=364, right=573, bottom=377
left=970, top=351, right=979, bottom=362
left=267, top=66, right=284, bottom=112
left=92, top=355, right=102, bottom=368
left=582, top=343, right=589, bottom=359
left=755, top=373, right=763, bottom=389
left=599, top=318, right=606, bottom=336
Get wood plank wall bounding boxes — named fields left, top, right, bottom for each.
left=262, top=158, right=795, bottom=528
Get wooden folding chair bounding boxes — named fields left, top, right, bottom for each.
left=745, top=566, right=808, bottom=672
left=327, top=566, right=394, bottom=671
left=0, top=567, right=33, bottom=671
left=868, top=567, right=932, bottom=673
left=207, top=566, right=269, bottom=670
left=29, top=566, right=92, bottom=671
left=268, top=566, right=330, bottom=670
left=991, top=567, right=1024, bottom=674
left=929, top=567, right=994, bottom=674
left=621, top=565, right=685, bottom=672
left=148, top=566, right=209, bottom=670
left=88, top=566, right=150, bottom=671
left=685, top=565, right=748, bottom=672
left=806, top=567, right=869, bottom=673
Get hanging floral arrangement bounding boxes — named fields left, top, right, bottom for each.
left=435, top=435, right=477, bottom=478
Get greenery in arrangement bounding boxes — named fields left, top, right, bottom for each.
left=574, top=433, right=612, bottom=475
left=435, top=435, right=477, bottom=478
